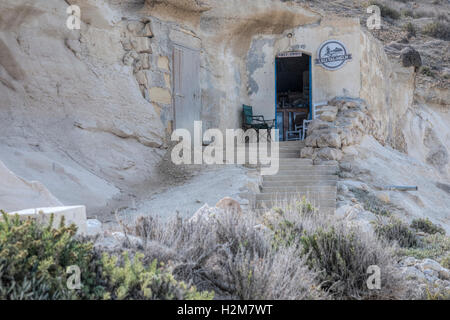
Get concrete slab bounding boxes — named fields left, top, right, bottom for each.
left=7, top=206, right=87, bottom=235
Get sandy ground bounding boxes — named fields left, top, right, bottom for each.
left=116, top=165, right=256, bottom=225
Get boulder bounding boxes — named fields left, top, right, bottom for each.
left=307, top=120, right=334, bottom=132
left=127, top=21, right=145, bottom=35
left=316, top=132, right=342, bottom=148
left=401, top=47, right=422, bottom=68
left=304, top=133, right=319, bottom=147
left=189, top=204, right=221, bottom=223
left=87, top=219, right=103, bottom=236
left=376, top=191, right=390, bottom=204
left=216, top=197, right=242, bottom=214
left=418, top=258, right=443, bottom=273
left=317, top=147, right=343, bottom=161
left=131, top=37, right=152, bottom=54
left=319, top=111, right=337, bottom=122
left=300, top=146, right=315, bottom=159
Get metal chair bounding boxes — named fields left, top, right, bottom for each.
left=242, top=105, right=274, bottom=140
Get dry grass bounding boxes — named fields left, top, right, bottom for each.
left=117, top=200, right=412, bottom=300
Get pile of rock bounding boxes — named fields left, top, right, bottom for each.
left=301, top=99, right=370, bottom=164
left=397, top=257, right=450, bottom=296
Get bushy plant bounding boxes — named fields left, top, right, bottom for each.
left=374, top=217, right=418, bottom=248
left=398, top=233, right=450, bottom=260
left=129, top=207, right=323, bottom=300
left=100, top=252, right=213, bottom=300
left=441, top=254, right=450, bottom=270
left=299, top=225, right=401, bottom=299
left=420, top=66, right=435, bottom=77
left=0, top=211, right=99, bottom=299
left=0, top=211, right=212, bottom=300
left=262, top=203, right=405, bottom=299
left=410, top=218, right=445, bottom=235
left=422, top=21, right=450, bottom=40
left=403, top=22, right=417, bottom=37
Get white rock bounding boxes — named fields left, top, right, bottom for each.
left=216, top=197, right=242, bottom=214
left=320, top=111, right=337, bottom=122
left=87, top=219, right=103, bottom=236
left=399, top=256, right=418, bottom=267
left=317, top=147, right=343, bottom=161
left=189, top=204, right=220, bottom=223
left=300, top=146, right=315, bottom=159
left=376, top=191, right=390, bottom=204
left=418, top=259, right=443, bottom=273
left=112, top=231, right=143, bottom=247
left=400, top=266, right=426, bottom=282
left=438, top=268, right=450, bottom=280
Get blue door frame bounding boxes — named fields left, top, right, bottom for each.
left=274, top=54, right=312, bottom=140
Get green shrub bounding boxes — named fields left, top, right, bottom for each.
left=0, top=211, right=212, bottom=300
left=422, top=21, right=450, bottom=40
left=374, top=218, right=418, bottom=248
left=0, top=211, right=99, bottom=299
left=402, top=9, right=414, bottom=18
left=398, top=233, right=450, bottom=260
left=299, top=225, right=401, bottom=299
left=410, top=218, right=445, bottom=235
left=101, top=252, right=213, bottom=300
left=351, top=189, right=391, bottom=216
left=440, top=254, right=450, bottom=269
left=420, top=66, right=434, bottom=77
left=404, top=22, right=417, bottom=37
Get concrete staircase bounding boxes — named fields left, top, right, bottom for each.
left=255, top=140, right=337, bottom=214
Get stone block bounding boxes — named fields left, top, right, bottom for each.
left=149, top=87, right=172, bottom=104
left=317, top=147, right=343, bottom=161
left=8, top=206, right=87, bottom=235
left=131, top=37, right=152, bottom=54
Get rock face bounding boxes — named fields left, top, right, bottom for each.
left=0, top=0, right=167, bottom=215
left=0, top=160, right=61, bottom=211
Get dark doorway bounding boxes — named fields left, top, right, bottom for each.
left=275, top=54, right=311, bottom=141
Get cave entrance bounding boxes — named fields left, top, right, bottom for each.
left=275, top=52, right=312, bottom=141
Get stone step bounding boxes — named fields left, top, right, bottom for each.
left=273, top=165, right=337, bottom=171
left=262, top=186, right=337, bottom=193
left=274, top=158, right=313, bottom=164
left=262, top=180, right=337, bottom=187
left=278, top=152, right=300, bottom=159
left=262, top=168, right=338, bottom=175
left=279, top=141, right=305, bottom=147
left=263, top=174, right=338, bottom=182
left=256, top=192, right=336, bottom=201
left=255, top=199, right=336, bottom=209
left=261, top=165, right=336, bottom=172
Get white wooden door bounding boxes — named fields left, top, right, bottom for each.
left=173, top=44, right=201, bottom=138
